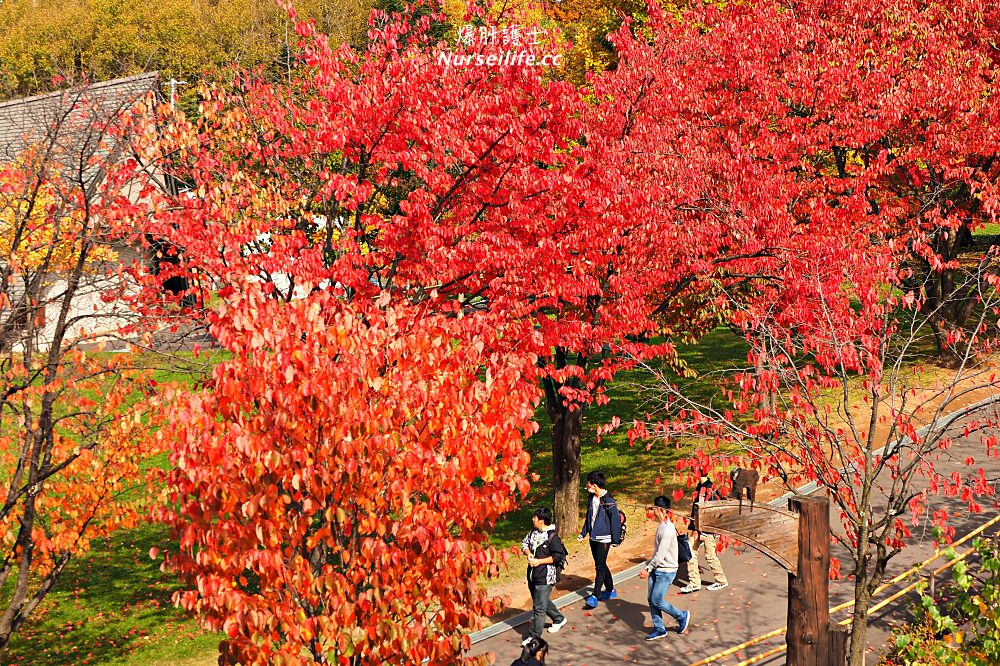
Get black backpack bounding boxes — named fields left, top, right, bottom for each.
left=601, top=499, right=627, bottom=546
left=545, top=531, right=568, bottom=581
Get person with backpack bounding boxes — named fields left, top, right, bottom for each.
left=639, top=495, right=691, bottom=640
left=511, top=636, right=549, bottom=666
left=578, top=470, right=622, bottom=609
left=521, top=507, right=569, bottom=645
left=680, top=469, right=730, bottom=593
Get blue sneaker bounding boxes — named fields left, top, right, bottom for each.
left=678, top=610, right=691, bottom=634
left=583, top=594, right=599, bottom=609
left=644, top=628, right=669, bottom=641
left=597, top=590, right=618, bottom=601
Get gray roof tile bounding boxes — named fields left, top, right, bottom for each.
left=0, top=72, right=161, bottom=175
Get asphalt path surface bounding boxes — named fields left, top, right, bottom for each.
left=471, top=407, right=1000, bottom=666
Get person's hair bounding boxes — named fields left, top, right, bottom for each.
left=652, top=495, right=671, bottom=510
left=586, top=471, right=606, bottom=489
left=519, top=636, right=548, bottom=662
left=533, top=507, right=553, bottom=526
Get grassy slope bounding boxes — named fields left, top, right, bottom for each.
left=489, top=328, right=748, bottom=549
left=3, top=353, right=225, bottom=665
left=3, top=524, right=218, bottom=666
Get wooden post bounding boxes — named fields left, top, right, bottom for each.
left=828, top=624, right=849, bottom=665
left=698, top=495, right=846, bottom=665
left=786, top=496, right=830, bottom=666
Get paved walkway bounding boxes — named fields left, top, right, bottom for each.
left=472, top=410, right=1000, bottom=666
left=472, top=541, right=796, bottom=665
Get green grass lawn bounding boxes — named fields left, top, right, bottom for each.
left=3, top=525, right=218, bottom=666
left=973, top=222, right=1000, bottom=239
left=2, top=350, right=227, bottom=666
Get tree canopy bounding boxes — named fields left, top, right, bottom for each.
left=0, top=0, right=376, bottom=100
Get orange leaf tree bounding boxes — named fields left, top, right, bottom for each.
left=159, top=287, right=539, bottom=664
left=0, top=121, right=160, bottom=645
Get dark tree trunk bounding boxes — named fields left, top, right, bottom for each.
left=786, top=496, right=831, bottom=666
left=541, top=347, right=589, bottom=538
left=550, top=401, right=584, bottom=538
left=847, top=576, right=872, bottom=666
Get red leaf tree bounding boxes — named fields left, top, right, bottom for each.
left=159, top=287, right=540, bottom=664
left=117, top=4, right=591, bottom=660
left=618, top=0, right=1000, bottom=663
left=132, top=0, right=770, bottom=534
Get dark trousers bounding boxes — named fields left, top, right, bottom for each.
left=590, top=540, right=614, bottom=595
left=528, top=581, right=564, bottom=638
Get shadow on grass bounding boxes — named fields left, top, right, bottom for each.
left=3, top=524, right=217, bottom=666
left=491, top=328, right=750, bottom=549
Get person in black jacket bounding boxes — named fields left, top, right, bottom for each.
left=511, top=636, right=548, bottom=665
left=520, top=507, right=569, bottom=645
left=578, top=470, right=622, bottom=608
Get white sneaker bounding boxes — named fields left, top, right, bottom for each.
left=707, top=582, right=729, bottom=591
left=548, top=617, right=569, bottom=634
left=679, top=583, right=701, bottom=594
left=522, top=636, right=536, bottom=646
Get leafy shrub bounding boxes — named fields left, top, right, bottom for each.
left=881, top=536, right=1000, bottom=666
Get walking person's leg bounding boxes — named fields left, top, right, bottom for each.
left=646, top=571, right=666, bottom=634
left=585, top=540, right=605, bottom=608
left=702, top=532, right=729, bottom=588
left=592, top=541, right=614, bottom=595
left=650, top=571, right=690, bottom=633
left=682, top=535, right=702, bottom=592
left=544, top=586, right=567, bottom=633
left=529, top=581, right=548, bottom=639
left=589, top=539, right=602, bottom=592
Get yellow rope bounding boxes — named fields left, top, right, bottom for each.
left=729, top=645, right=785, bottom=666
left=687, top=513, right=1000, bottom=666
left=836, top=544, right=979, bottom=627
left=685, top=628, right=787, bottom=666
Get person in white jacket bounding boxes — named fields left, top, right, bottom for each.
left=638, top=495, right=691, bottom=641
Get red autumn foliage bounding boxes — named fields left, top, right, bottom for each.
left=131, top=0, right=760, bottom=536
left=115, top=0, right=1000, bottom=662
left=118, top=5, right=589, bottom=661
left=614, top=1, right=1000, bottom=663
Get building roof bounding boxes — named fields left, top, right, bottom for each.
left=0, top=72, right=161, bottom=176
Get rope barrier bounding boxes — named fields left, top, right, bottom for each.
left=685, top=628, right=787, bottom=666
left=688, top=513, right=1000, bottom=666
left=835, top=543, right=980, bottom=628
left=731, top=645, right=785, bottom=666
left=731, top=543, right=982, bottom=666
left=728, top=535, right=992, bottom=666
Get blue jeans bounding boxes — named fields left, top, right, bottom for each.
left=647, top=570, right=684, bottom=632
